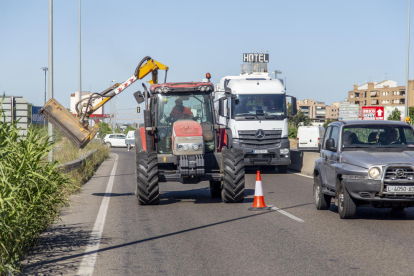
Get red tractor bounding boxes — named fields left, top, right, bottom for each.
left=134, top=76, right=245, bottom=205
left=40, top=56, right=244, bottom=205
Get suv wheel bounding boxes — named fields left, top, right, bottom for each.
left=338, top=181, right=357, bottom=219
left=313, top=175, right=331, bottom=210
left=105, top=142, right=112, bottom=148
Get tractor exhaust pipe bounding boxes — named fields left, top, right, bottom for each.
left=40, top=98, right=99, bottom=149
left=142, top=83, right=153, bottom=151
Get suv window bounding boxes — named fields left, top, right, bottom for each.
left=323, top=126, right=332, bottom=149
left=330, top=127, right=339, bottom=149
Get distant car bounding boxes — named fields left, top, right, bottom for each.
left=125, top=130, right=135, bottom=151
left=314, top=120, right=414, bottom=219
left=297, top=126, right=324, bottom=151
left=103, top=134, right=127, bottom=148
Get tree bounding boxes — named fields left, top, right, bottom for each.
left=27, top=103, right=33, bottom=123
left=96, top=122, right=111, bottom=139
left=387, top=108, right=401, bottom=121
left=124, top=126, right=136, bottom=134
left=289, top=110, right=312, bottom=128
left=323, top=119, right=333, bottom=129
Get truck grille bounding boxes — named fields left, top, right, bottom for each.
left=384, top=167, right=414, bottom=182
left=237, top=130, right=282, bottom=149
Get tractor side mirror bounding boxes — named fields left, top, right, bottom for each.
left=219, top=98, right=225, bottom=117
left=133, top=91, right=145, bottom=104
left=326, top=138, right=336, bottom=152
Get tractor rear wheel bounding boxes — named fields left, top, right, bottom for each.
left=135, top=150, right=159, bottom=205
left=221, top=148, right=245, bottom=203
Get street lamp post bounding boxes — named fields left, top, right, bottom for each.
left=272, top=70, right=282, bottom=79
left=40, top=67, right=48, bottom=126
left=406, top=0, right=411, bottom=119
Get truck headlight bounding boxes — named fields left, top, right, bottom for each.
left=280, top=148, right=289, bottom=155
left=369, top=167, right=381, bottom=179
left=178, top=144, right=189, bottom=151
left=192, top=144, right=203, bottom=151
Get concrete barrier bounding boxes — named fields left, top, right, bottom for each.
left=289, top=150, right=320, bottom=176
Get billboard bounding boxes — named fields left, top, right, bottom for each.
left=361, top=106, right=405, bottom=121
left=362, top=106, right=384, bottom=120
left=31, top=106, right=45, bottom=125
left=338, top=103, right=360, bottom=121
left=384, top=106, right=405, bottom=121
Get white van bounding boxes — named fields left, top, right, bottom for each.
left=297, top=126, right=324, bottom=151
left=125, top=130, right=135, bottom=151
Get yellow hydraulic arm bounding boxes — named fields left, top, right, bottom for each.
left=40, top=56, right=168, bottom=149
left=83, top=57, right=168, bottom=117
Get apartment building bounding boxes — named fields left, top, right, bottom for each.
left=348, top=80, right=414, bottom=110
left=297, top=99, right=339, bottom=121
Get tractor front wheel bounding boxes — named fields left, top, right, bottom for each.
left=135, top=150, right=159, bottom=205
left=221, top=148, right=245, bottom=203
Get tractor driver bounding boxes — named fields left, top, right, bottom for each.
left=170, top=98, right=193, bottom=120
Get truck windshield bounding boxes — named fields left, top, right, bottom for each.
left=342, top=125, right=414, bottom=149
left=232, top=94, right=286, bottom=118
left=155, top=93, right=214, bottom=154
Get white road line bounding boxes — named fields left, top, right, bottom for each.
left=76, top=154, right=119, bottom=276
left=292, top=172, right=313, bottom=179
left=269, top=206, right=305, bottom=223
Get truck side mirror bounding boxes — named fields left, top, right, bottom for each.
left=219, top=98, right=225, bottom=117
left=133, top=91, right=145, bottom=104
left=291, top=97, right=297, bottom=116
left=326, top=138, right=336, bottom=152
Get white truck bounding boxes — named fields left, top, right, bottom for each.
left=214, top=54, right=297, bottom=172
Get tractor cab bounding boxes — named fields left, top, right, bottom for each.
left=150, top=83, right=215, bottom=154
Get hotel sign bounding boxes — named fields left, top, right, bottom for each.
left=243, top=53, right=269, bottom=63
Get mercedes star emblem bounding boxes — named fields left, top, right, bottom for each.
left=255, top=129, right=265, bottom=139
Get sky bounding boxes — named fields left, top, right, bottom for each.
left=0, top=0, right=412, bottom=115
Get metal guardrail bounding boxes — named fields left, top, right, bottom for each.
left=56, top=148, right=98, bottom=173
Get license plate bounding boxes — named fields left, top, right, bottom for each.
left=386, top=186, right=414, bottom=193
left=253, top=150, right=268, bottom=154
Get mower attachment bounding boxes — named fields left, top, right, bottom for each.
left=40, top=98, right=99, bottom=149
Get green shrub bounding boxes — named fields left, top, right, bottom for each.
left=0, top=118, right=69, bottom=274
left=288, top=127, right=298, bottom=139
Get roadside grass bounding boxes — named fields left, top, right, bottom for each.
left=0, top=121, right=109, bottom=275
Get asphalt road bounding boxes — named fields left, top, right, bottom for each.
left=22, top=148, right=414, bottom=276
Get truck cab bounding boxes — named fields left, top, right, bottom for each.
left=214, top=60, right=297, bottom=172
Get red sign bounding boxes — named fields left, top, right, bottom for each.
left=362, top=106, right=384, bottom=120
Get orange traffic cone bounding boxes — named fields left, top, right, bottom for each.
left=248, top=171, right=271, bottom=211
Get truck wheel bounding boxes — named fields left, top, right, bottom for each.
left=338, top=181, right=356, bottom=219
left=313, top=175, right=331, bottom=210
left=135, top=150, right=159, bottom=205
left=209, top=180, right=221, bottom=198
left=277, top=165, right=288, bottom=173
left=221, top=148, right=245, bottom=203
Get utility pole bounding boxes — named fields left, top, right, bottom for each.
left=48, top=0, right=54, bottom=162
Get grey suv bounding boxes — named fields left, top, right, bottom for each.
left=314, top=120, right=414, bottom=219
